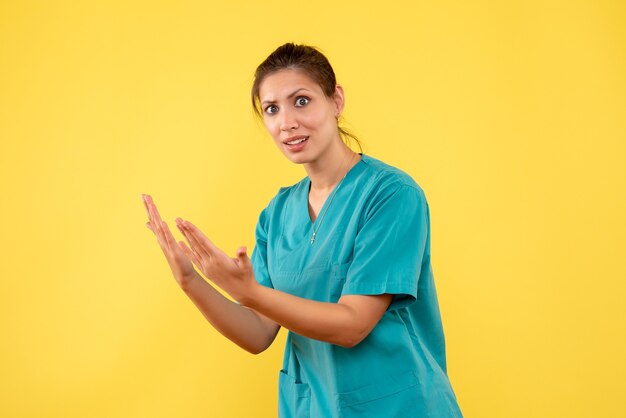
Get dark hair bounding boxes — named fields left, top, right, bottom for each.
left=251, top=43, right=362, bottom=153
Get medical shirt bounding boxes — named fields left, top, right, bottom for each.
left=251, top=154, right=463, bottom=418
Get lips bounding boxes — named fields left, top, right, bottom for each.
left=282, top=135, right=309, bottom=153
left=283, top=135, right=309, bottom=145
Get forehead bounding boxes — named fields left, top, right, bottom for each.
left=258, top=69, right=323, bottom=101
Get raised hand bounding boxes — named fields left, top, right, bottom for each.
left=174, top=218, right=257, bottom=303
left=142, top=194, right=199, bottom=288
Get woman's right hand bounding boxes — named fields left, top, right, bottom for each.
left=142, top=194, right=198, bottom=289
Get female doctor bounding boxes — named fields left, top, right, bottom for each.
left=142, top=43, right=463, bottom=417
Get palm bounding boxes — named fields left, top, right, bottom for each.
left=166, top=238, right=197, bottom=283
left=142, top=194, right=255, bottom=300
left=192, top=244, right=240, bottom=281
left=174, top=218, right=255, bottom=301
left=143, top=195, right=198, bottom=287
left=176, top=224, right=237, bottom=281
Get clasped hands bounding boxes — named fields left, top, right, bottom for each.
left=142, top=194, right=257, bottom=303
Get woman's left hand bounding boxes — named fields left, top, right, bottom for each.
left=174, top=218, right=258, bottom=303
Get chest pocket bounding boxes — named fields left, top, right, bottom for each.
left=272, top=261, right=350, bottom=303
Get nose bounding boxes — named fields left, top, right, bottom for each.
left=279, top=108, right=299, bottom=131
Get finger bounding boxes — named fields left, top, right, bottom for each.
left=179, top=240, right=201, bottom=268
left=141, top=194, right=151, bottom=218
left=142, top=194, right=156, bottom=227
left=152, top=221, right=170, bottom=254
left=176, top=222, right=209, bottom=270
left=177, top=219, right=212, bottom=260
left=146, top=195, right=164, bottom=223
left=145, top=218, right=168, bottom=253
left=143, top=196, right=158, bottom=236
left=180, top=239, right=208, bottom=279
left=160, top=220, right=177, bottom=250
left=146, top=195, right=165, bottom=237
left=141, top=194, right=152, bottom=218
left=150, top=204, right=169, bottom=249
left=181, top=220, right=219, bottom=256
left=236, top=246, right=253, bottom=272
left=145, top=196, right=160, bottom=235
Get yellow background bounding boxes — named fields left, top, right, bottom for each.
left=1, top=1, right=624, bottom=417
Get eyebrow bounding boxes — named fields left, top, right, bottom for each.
left=260, top=88, right=312, bottom=107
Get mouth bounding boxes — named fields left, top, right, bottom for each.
left=283, top=135, right=309, bottom=145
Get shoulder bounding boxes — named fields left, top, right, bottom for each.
left=344, top=155, right=429, bottom=227
left=257, top=176, right=306, bottom=221
left=359, top=154, right=427, bottom=205
left=271, top=177, right=307, bottom=206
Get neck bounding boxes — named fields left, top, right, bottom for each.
left=305, top=142, right=360, bottom=194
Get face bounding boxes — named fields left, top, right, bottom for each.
left=258, top=69, right=344, bottom=165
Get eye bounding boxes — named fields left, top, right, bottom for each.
left=295, top=96, right=310, bottom=107
left=264, top=104, right=278, bottom=114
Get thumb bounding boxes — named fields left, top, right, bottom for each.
left=236, top=246, right=252, bottom=269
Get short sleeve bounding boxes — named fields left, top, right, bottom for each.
left=250, top=205, right=274, bottom=289
left=342, top=185, right=429, bottom=310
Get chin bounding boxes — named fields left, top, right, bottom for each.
left=280, top=150, right=311, bottom=165
left=285, top=155, right=309, bottom=165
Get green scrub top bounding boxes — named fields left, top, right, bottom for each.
left=251, top=154, right=463, bottom=418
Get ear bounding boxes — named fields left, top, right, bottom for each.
left=332, top=84, right=345, bottom=117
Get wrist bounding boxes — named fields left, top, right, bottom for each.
left=238, top=280, right=262, bottom=308
left=178, top=272, right=202, bottom=292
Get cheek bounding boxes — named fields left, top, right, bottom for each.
left=263, top=118, right=279, bottom=136
left=300, top=112, right=327, bottom=130
left=308, top=113, right=335, bottom=134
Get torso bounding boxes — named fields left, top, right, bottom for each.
left=307, top=190, right=329, bottom=222
left=252, top=154, right=463, bottom=418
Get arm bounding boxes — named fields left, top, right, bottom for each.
left=142, top=194, right=279, bottom=354
left=175, top=217, right=393, bottom=348
left=173, top=185, right=430, bottom=349
left=180, top=273, right=280, bottom=354
left=241, top=285, right=393, bottom=348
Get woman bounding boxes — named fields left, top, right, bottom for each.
left=142, top=43, right=463, bottom=417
